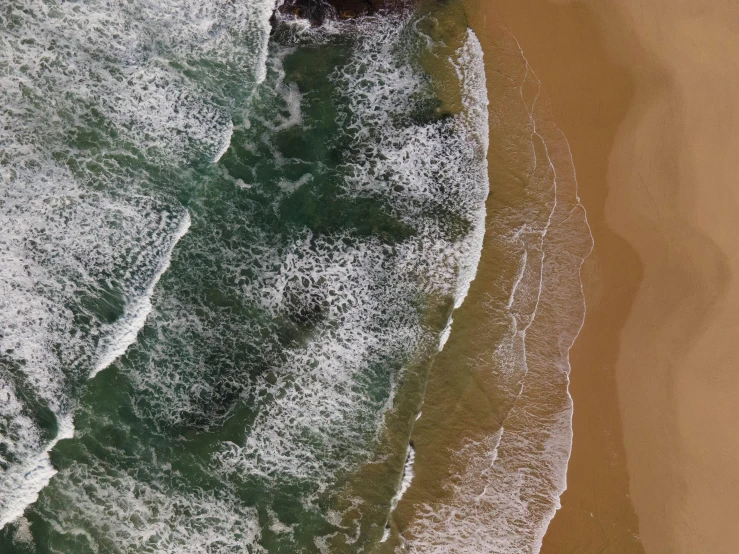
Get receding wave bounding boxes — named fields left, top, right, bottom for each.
left=396, top=24, right=593, bottom=554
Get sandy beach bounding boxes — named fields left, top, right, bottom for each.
left=3, top=0, right=737, bottom=551
left=472, top=0, right=739, bottom=552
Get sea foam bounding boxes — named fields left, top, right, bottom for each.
left=212, top=16, right=491, bottom=506
left=3, top=3, right=496, bottom=551
left=0, top=0, right=276, bottom=534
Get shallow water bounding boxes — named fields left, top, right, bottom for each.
left=0, top=1, right=493, bottom=552
left=390, top=18, right=593, bottom=554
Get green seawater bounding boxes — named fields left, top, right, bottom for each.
left=0, top=1, right=488, bottom=551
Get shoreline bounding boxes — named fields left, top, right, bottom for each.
left=485, top=1, right=739, bottom=552
left=481, top=1, right=645, bottom=551
left=389, top=1, right=593, bottom=549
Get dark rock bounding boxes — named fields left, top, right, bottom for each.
left=274, top=0, right=414, bottom=27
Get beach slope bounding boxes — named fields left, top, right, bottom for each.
left=485, top=0, right=739, bottom=552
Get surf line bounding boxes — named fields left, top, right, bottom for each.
left=380, top=442, right=416, bottom=543
left=380, top=27, right=491, bottom=544
left=0, top=414, right=74, bottom=530
left=91, top=208, right=191, bottom=379
left=213, top=121, right=234, bottom=164
left=1, top=208, right=192, bottom=532
left=381, top=31, right=490, bottom=543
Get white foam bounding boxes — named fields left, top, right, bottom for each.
left=264, top=49, right=304, bottom=132
left=278, top=173, right=313, bottom=193
left=393, top=444, right=416, bottom=511
left=450, top=31, right=490, bottom=310
left=91, top=209, right=191, bottom=379
left=0, top=180, right=186, bottom=528
left=439, top=318, right=454, bottom=351
left=0, top=411, right=74, bottom=530
left=0, top=0, right=276, bottom=533
left=212, top=18, right=492, bottom=498
left=11, top=516, right=34, bottom=545
left=40, top=459, right=264, bottom=554
left=382, top=443, right=417, bottom=543
left=267, top=508, right=295, bottom=536
left=272, top=11, right=345, bottom=42
left=380, top=442, right=420, bottom=542
left=15, top=10, right=496, bottom=547
left=216, top=233, right=424, bottom=484
left=212, top=121, right=234, bottom=164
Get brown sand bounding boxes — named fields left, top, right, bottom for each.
left=475, top=0, right=739, bottom=552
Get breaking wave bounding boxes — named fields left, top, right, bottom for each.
left=0, top=0, right=275, bottom=532
left=1, top=3, right=490, bottom=552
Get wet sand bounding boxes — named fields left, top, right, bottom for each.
left=388, top=0, right=593, bottom=549
left=480, top=0, right=739, bottom=552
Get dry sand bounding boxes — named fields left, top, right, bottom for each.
left=473, top=0, right=739, bottom=552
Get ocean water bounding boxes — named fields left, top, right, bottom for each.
left=0, top=0, right=495, bottom=552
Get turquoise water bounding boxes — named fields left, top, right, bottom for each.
left=0, top=1, right=488, bottom=551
